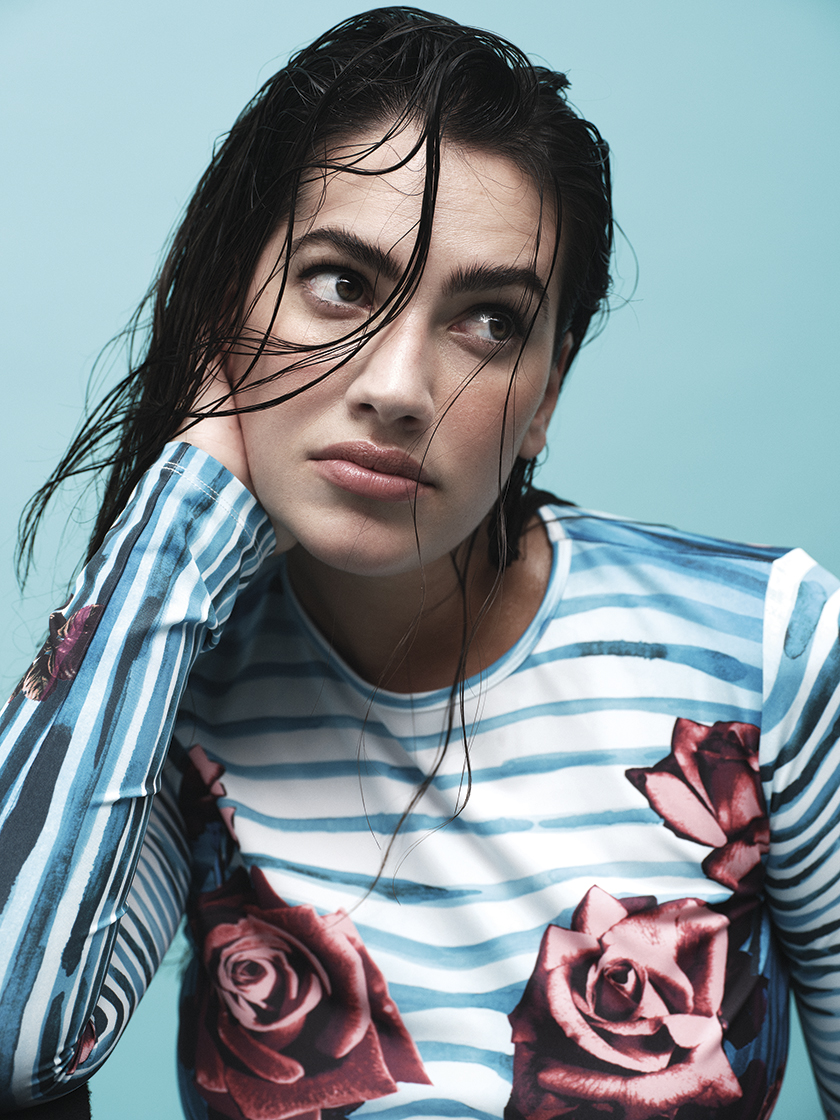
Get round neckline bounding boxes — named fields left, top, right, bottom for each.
left=278, top=506, right=572, bottom=711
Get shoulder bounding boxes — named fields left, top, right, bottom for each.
left=542, top=503, right=791, bottom=568
left=538, top=502, right=840, bottom=648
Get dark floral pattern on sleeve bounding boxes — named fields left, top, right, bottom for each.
left=626, top=719, right=769, bottom=894
left=506, top=886, right=741, bottom=1120
left=12, top=604, right=103, bottom=702
left=67, top=1019, right=97, bottom=1074
left=180, top=866, right=430, bottom=1120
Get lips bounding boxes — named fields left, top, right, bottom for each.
left=311, top=441, right=433, bottom=502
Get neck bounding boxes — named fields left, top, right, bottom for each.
left=286, top=517, right=553, bottom=693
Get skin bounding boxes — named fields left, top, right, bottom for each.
left=184, top=128, right=571, bottom=692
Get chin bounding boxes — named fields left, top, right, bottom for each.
left=294, top=538, right=427, bottom=580
left=283, top=512, right=461, bottom=581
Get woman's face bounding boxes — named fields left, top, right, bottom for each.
left=228, top=129, right=568, bottom=579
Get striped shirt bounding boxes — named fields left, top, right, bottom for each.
left=1, top=442, right=839, bottom=1119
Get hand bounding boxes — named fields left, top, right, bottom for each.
left=178, top=365, right=296, bottom=553
left=178, top=363, right=254, bottom=491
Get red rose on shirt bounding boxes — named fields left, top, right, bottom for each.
left=507, top=886, right=740, bottom=1120
left=626, top=719, right=768, bottom=893
left=181, top=867, right=429, bottom=1120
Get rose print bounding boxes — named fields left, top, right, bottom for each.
left=179, top=744, right=239, bottom=844
left=741, top=1060, right=786, bottom=1120
left=506, top=886, right=740, bottom=1120
left=181, top=867, right=430, bottom=1120
left=13, top=604, right=103, bottom=702
left=626, top=719, right=769, bottom=893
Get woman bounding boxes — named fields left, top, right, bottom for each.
left=1, top=8, right=838, bottom=1119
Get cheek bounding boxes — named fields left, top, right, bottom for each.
left=235, top=370, right=333, bottom=467
left=432, top=378, right=533, bottom=480
left=419, top=400, right=508, bottom=509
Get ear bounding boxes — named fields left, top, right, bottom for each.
left=518, top=331, right=573, bottom=460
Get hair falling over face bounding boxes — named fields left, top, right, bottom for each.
left=16, top=6, right=614, bottom=874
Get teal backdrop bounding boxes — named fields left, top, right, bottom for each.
left=1, top=1, right=838, bottom=1116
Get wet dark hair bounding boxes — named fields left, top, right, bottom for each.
left=16, top=7, right=614, bottom=885
left=17, top=5, right=612, bottom=582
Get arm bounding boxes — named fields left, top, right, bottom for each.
left=761, top=548, right=840, bottom=1118
left=0, top=443, right=275, bottom=1108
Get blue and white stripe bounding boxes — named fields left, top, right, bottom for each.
left=0, top=444, right=275, bottom=1107
left=1, top=446, right=839, bottom=1117
left=171, top=503, right=840, bottom=1118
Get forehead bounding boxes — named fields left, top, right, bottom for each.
left=291, top=126, right=559, bottom=283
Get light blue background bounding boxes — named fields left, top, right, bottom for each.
left=1, top=1, right=837, bottom=1116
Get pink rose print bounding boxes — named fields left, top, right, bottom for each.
left=13, top=604, right=103, bottom=702
left=507, top=886, right=740, bottom=1120
left=626, top=719, right=769, bottom=893
left=181, top=867, right=430, bottom=1120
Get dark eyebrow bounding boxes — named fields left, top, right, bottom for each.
left=445, top=263, right=548, bottom=309
left=288, top=227, right=404, bottom=284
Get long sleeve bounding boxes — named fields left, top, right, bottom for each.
left=0, top=443, right=275, bottom=1109
left=761, top=547, right=840, bottom=1118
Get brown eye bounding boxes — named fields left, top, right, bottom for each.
left=485, top=314, right=511, bottom=342
left=473, top=310, right=515, bottom=343
left=307, top=269, right=367, bottom=306
left=334, top=274, right=364, bottom=302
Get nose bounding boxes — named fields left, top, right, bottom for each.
left=344, top=313, right=436, bottom=432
